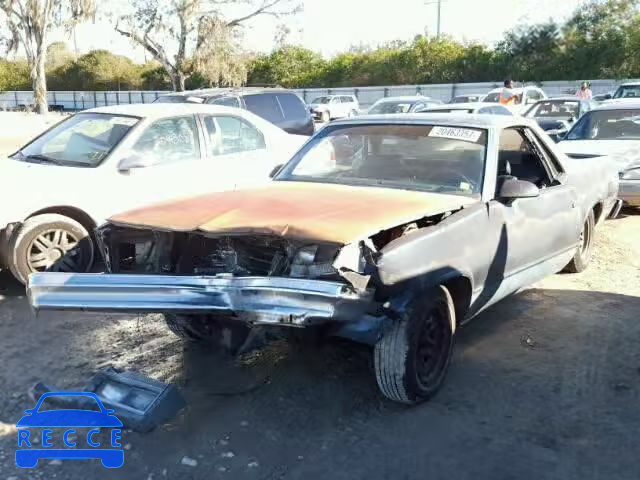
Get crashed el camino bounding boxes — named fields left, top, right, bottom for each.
left=28, top=114, right=620, bottom=404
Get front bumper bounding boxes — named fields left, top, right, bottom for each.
left=27, top=273, right=375, bottom=327
left=619, top=180, right=640, bottom=206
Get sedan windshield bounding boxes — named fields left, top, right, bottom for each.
left=613, top=85, right=640, bottom=99
left=15, top=113, right=139, bottom=167
left=566, top=109, right=640, bottom=140
left=368, top=101, right=414, bottom=114
left=526, top=101, right=579, bottom=119
left=483, top=92, right=501, bottom=103
left=276, top=124, right=487, bottom=197
left=311, top=97, right=330, bottom=104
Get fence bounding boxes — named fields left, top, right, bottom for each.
left=0, top=79, right=633, bottom=111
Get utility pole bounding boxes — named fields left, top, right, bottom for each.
left=424, top=0, right=443, bottom=39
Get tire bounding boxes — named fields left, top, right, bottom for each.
left=321, top=111, right=331, bottom=123
left=374, top=285, right=455, bottom=404
left=164, top=314, right=251, bottom=355
left=8, top=214, right=94, bottom=284
left=563, top=210, right=595, bottom=273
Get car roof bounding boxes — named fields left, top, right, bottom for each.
left=373, top=96, right=432, bottom=102
left=331, top=113, right=531, bottom=129
left=157, top=87, right=295, bottom=99
left=592, top=100, right=640, bottom=110
left=453, top=93, right=485, bottom=97
left=83, top=103, right=251, bottom=120
left=544, top=96, right=584, bottom=101
left=618, top=82, right=640, bottom=86
left=424, top=102, right=498, bottom=110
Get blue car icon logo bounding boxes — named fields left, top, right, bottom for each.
left=16, top=391, right=124, bottom=468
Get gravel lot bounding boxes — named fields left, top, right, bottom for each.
left=0, top=112, right=65, bottom=157
left=0, top=210, right=639, bottom=479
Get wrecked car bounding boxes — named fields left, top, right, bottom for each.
left=28, top=114, right=619, bottom=404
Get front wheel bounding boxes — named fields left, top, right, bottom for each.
left=374, top=285, right=455, bottom=404
left=8, top=214, right=94, bottom=284
left=563, top=210, right=595, bottom=273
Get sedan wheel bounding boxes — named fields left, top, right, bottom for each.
left=563, top=210, right=595, bottom=273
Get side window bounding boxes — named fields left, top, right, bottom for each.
left=202, top=115, right=266, bottom=156
left=526, top=129, right=565, bottom=176
left=330, top=97, right=340, bottom=104
left=207, top=96, right=241, bottom=109
left=242, top=94, right=284, bottom=124
left=477, top=107, right=492, bottom=114
left=412, top=102, right=426, bottom=112
left=276, top=93, right=308, bottom=121
left=497, top=128, right=553, bottom=189
left=494, top=106, right=512, bottom=116
left=132, top=116, right=200, bottom=165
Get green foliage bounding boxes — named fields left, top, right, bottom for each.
left=1, top=0, right=640, bottom=92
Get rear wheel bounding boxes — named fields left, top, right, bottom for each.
left=8, top=214, right=94, bottom=284
left=374, top=285, right=455, bottom=404
left=164, top=314, right=252, bottom=355
left=563, top=210, right=595, bottom=273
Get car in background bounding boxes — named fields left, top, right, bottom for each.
left=449, top=94, right=485, bottom=103
left=308, top=95, right=360, bottom=123
left=367, top=96, right=442, bottom=114
left=612, top=82, right=640, bottom=100
left=154, top=88, right=314, bottom=136
left=0, top=103, right=308, bottom=283
left=417, top=102, right=514, bottom=116
left=483, top=86, right=547, bottom=113
left=593, top=91, right=614, bottom=102
left=558, top=101, right=640, bottom=209
left=29, top=114, right=617, bottom=405
left=523, top=97, right=597, bottom=142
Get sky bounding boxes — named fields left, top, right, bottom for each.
left=45, top=0, right=587, bottom=62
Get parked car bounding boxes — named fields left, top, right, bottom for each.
left=612, top=82, right=640, bottom=100
left=593, top=91, right=614, bottom=102
left=29, top=113, right=618, bottom=404
left=557, top=101, right=640, bottom=208
left=523, top=97, right=597, bottom=142
left=0, top=103, right=308, bottom=283
left=418, top=102, right=514, bottom=115
left=308, top=95, right=360, bottom=122
left=449, top=94, right=485, bottom=103
left=367, top=96, right=442, bottom=114
left=154, top=88, right=314, bottom=136
left=483, top=86, right=547, bottom=113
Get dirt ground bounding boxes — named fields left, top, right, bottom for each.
left=0, top=209, right=639, bottom=479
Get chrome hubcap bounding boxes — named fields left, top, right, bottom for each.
left=27, top=229, right=80, bottom=272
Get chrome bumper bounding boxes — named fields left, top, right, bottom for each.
left=27, top=273, right=374, bottom=326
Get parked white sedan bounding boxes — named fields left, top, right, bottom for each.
left=0, top=103, right=307, bottom=283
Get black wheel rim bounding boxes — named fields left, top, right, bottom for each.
left=414, top=301, right=451, bottom=389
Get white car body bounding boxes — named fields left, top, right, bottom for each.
left=557, top=101, right=640, bottom=207
left=0, top=104, right=307, bottom=274
left=484, top=86, right=548, bottom=114
left=419, top=102, right=515, bottom=116
left=308, top=95, right=360, bottom=121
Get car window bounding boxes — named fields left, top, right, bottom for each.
left=20, top=113, right=139, bottom=167
left=279, top=124, right=487, bottom=197
left=276, top=93, right=308, bottom=121
left=497, top=128, right=553, bottom=189
left=484, top=92, right=501, bottom=103
left=412, top=102, right=426, bottom=112
left=202, top=115, right=266, bottom=156
left=566, top=109, right=640, bottom=140
left=243, top=93, right=285, bottom=124
left=477, top=107, right=492, bottom=114
left=493, top=106, right=512, bottom=116
left=613, top=85, right=640, bottom=99
left=207, top=96, right=241, bottom=109
left=131, top=116, right=200, bottom=165
left=527, top=100, right=579, bottom=118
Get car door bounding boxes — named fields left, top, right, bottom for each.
left=199, top=113, right=275, bottom=190
left=490, top=127, right=580, bottom=286
left=108, top=115, right=206, bottom=213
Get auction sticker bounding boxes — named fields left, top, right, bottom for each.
left=429, top=126, right=482, bottom=143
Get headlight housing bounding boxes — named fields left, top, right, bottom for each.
left=620, top=168, right=640, bottom=180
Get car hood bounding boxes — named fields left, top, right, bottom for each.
left=557, top=139, right=640, bottom=169
left=109, top=182, right=476, bottom=244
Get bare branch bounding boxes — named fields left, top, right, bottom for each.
left=226, top=0, right=288, bottom=27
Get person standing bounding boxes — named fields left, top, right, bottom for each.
left=499, top=79, right=520, bottom=105
left=576, top=81, right=593, bottom=99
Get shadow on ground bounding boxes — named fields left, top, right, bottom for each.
left=1, top=272, right=639, bottom=479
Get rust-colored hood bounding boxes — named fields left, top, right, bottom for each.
left=110, top=182, right=476, bottom=244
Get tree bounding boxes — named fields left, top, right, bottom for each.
left=46, top=40, right=74, bottom=70
left=114, top=0, right=301, bottom=92
left=0, top=0, right=95, bottom=113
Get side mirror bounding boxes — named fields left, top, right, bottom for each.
left=117, top=154, right=155, bottom=172
left=269, top=164, right=283, bottom=178
left=498, top=177, right=540, bottom=200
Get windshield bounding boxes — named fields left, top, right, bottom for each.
left=424, top=108, right=474, bottom=113
left=311, top=96, right=330, bottom=104
left=526, top=100, right=579, bottom=119
left=368, top=101, right=415, bottom=114
left=566, top=109, right=640, bottom=140
left=452, top=96, right=478, bottom=103
left=15, top=113, right=139, bottom=167
left=154, top=95, right=204, bottom=104
left=613, top=85, right=640, bottom=99
left=483, top=92, right=501, bottom=103
left=276, top=124, right=486, bottom=197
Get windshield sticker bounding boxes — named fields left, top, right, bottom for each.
left=429, top=126, right=482, bottom=143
